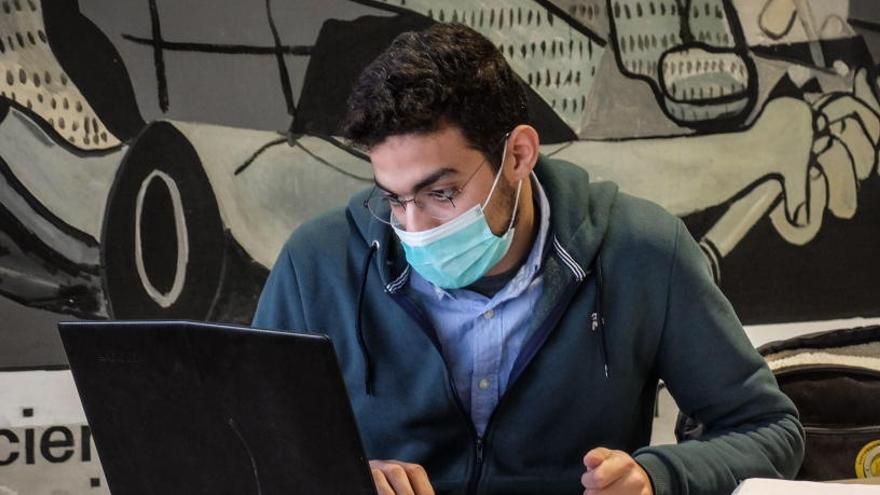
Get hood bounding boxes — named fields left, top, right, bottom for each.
left=532, top=155, right=618, bottom=277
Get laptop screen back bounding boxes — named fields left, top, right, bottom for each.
left=59, top=320, right=376, bottom=495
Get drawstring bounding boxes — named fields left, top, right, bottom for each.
left=356, top=241, right=379, bottom=396
left=591, top=255, right=610, bottom=379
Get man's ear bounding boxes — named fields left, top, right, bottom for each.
left=504, top=125, right=540, bottom=181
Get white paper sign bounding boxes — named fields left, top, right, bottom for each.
left=733, top=478, right=880, bottom=494
left=0, top=370, right=109, bottom=495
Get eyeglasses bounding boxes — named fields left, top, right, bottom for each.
left=363, top=157, right=489, bottom=225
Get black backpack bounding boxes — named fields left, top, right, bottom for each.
left=676, top=325, right=880, bottom=481
left=760, top=325, right=880, bottom=481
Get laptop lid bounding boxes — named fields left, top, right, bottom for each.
left=58, top=320, right=376, bottom=495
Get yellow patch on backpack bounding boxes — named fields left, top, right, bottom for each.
left=855, top=439, right=880, bottom=479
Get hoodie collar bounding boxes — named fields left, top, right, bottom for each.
left=531, top=155, right=617, bottom=279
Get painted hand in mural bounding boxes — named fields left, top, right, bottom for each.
left=698, top=68, right=880, bottom=275
left=581, top=448, right=653, bottom=495
left=369, top=459, right=435, bottom=495
left=767, top=67, right=880, bottom=245
left=548, top=66, right=878, bottom=279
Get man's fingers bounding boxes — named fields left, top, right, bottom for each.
left=386, top=463, right=417, bottom=495
left=584, top=447, right=613, bottom=470
left=371, top=466, right=396, bottom=495
left=581, top=449, right=629, bottom=490
left=368, top=460, right=434, bottom=495
left=390, top=461, right=435, bottom=495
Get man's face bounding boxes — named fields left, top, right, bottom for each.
left=369, top=125, right=516, bottom=234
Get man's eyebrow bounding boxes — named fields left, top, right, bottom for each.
left=374, top=168, right=458, bottom=195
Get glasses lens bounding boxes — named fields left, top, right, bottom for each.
left=364, top=187, right=463, bottom=225
left=365, top=191, right=393, bottom=224
left=415, top=189, right=459, bottom=221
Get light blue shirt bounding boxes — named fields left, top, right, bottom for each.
left=406, top=174, right=551, bottom=436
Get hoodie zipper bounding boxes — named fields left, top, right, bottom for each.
left=389, top=292, right=486, bottom=492
left=471, top=437, right=485, bottom=494
left=386, top=259, right=593, bottom=494
left=467, top=273, right=589, bottom=494
left=390, top=289, right=495, bottom=495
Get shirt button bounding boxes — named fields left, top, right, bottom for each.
left=478, top=378, right=491, bottom=390
left=483, top=309, right=495, bottom=319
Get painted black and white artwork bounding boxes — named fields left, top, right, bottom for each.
left=1, top=0, right=879, bottom=352
left=1, top=0, right=879, bottom=491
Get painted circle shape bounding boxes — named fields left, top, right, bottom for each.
left=134, top=169, right=190, bottom=308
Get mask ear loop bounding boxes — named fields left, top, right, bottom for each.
left=483, top=132, right=511, bottom=209
left=482, top=132, right=523, bottom=234
left=506, top=178, right=523, bottom=232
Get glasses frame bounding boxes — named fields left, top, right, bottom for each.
left=363, top=155, right=491, bottom=225
left=362, top=132, right=511, bottom=225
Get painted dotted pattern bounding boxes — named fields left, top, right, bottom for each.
left=611, top=0, right=736, bottom=80
left=0, top=0, right=120, bottom=149
left=663, top=49, right=748, bottom=101
left=559, top=0, right=610, bottom=41
left=379, top=0, right=606, bottom=136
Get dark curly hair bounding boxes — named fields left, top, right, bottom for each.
left=341, top=22, right=528, bottom=168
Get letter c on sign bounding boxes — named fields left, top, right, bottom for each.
left=0, top=429, right=20, bottom=465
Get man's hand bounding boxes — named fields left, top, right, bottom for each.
left=581, top=448, right=654, bottom=495
left=369, top=459, right=435, bottom=495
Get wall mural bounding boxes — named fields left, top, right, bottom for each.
left=1, top=0, right=879, bottom=344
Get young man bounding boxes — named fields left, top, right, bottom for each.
left=253, top=23, right=804, bottom=495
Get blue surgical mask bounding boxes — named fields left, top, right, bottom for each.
left=392, top=140, right=523, bottom=289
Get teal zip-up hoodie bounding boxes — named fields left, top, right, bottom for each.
left=253, top=156, right=805, bottom=495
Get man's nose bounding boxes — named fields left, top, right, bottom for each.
left=403, top=204, right=440, bottom=232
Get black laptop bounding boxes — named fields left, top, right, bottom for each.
left=58, top=320, right=377, bottom=495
